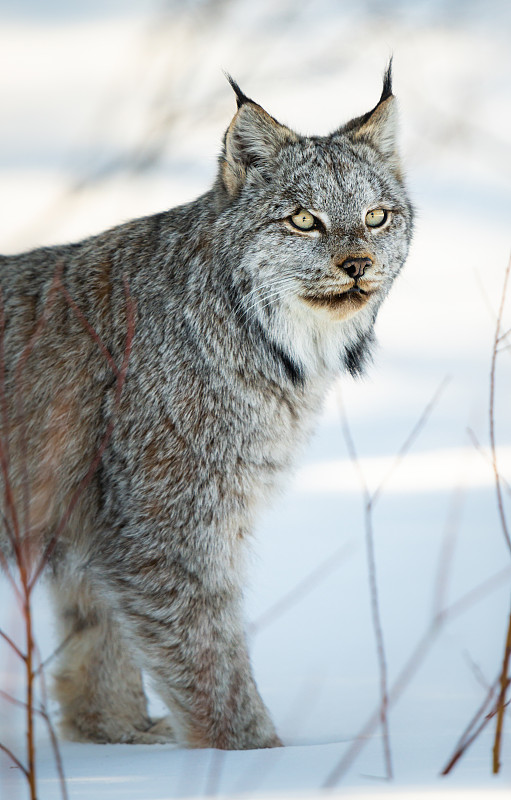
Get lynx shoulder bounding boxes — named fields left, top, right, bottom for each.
left=0, top=65, right=413, bottom=749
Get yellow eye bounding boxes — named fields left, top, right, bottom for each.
left=290, top=209, right=316, bottom=231
left=365, top=209, right=388, bottom=228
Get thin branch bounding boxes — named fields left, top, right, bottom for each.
left=493, top=601, right=511, bottom=773
left=55, top=279, right=119, bottom=376
left=442, top=697, right=502, bottom=775
left=371, top=376, right=450, bottom=508
left=467, top=428, right=511, bottom=498
left=32, top=631, right=75, bottom=679
left=432, top=488, right=464, bottom=620
left=39, top=708, right=69, bottom=800
left=497, top=326, right=511, bottom=344
left=463, top=650, right=493, bottom=693
left=489, top=255, right=511, bottom=556
left=338, top=388, right=392, bottom=778
left=0, top=742, right=28, bottom=777
left=0, top=628, right=25, bottom=662
left=335, top=379, right=448, bottom=780
left=33, top=639, right=69, bottom=800
left=247, top=541, right=355, bottom=637
left=14, top=264, right=63, bottom=560
left=441, top=672, right=500, bottom=775
left=322, top=565, right=511, bottom=787
left=28, top=278, right=135, bottom=590
left=0, top=689, right=30, bottom=711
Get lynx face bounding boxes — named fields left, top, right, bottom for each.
left=218, top=68, right=413, bottom=370
left=248, top=138, right=412, bottom=323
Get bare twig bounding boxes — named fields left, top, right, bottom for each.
left=336, top=377, right=448, bottom=781
left=33, top=640, right=69, bottom=800
left=467, top=428, right=511, bottom=498
left=55, top=279, right=119, bottom=376
left=0, top=268, right=135, bottom=800
left=441, top=664, right=500, bottom=775
left=14, top=264, right=63, bottom=558
left=488, top=256, right=511, bottom=557
left=29, top=276, right=135, bottom=590
left=371, top=377, right=450, bottom=508
left=338, top=390, right=392, bottom=779
left=442, top=689, right=502, bottom=775
left=31, top=631, right=75, bottom=680
left=0, top=629, right=25, bottom=662
left=493, top=602, right=511, bottom=773
left=322, top=564, right=511, bottom=787
left=247, top=541, right=355, bottom=637
left=432, top=488, right=464, bottom=620
left=0, top=742, right=28, bottom=777
left=488, top=256, right=511, bottom=774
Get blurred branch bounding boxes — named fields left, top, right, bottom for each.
left=441, top=675, right=501, bottom=775
left=441, top=255, right=511, bottom=776
left=493, top=602, right=511, bottom=774
left=322, top=564, right=511, bottom=787
left=0, top=629, right=24, bottom=662
left=489, top=256, right=511, bottom=774
left=247, top=541, right=355, bottom=637
left=488, top=256, right=511, bottom=557
left=467, top=428, right=511, bottom=498
left=0, top=742, right=27, bottom=778
left=336, top=376, right=448, bottom=781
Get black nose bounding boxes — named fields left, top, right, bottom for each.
left=339, top=256, right=373, bottom=279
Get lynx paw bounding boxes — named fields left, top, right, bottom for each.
left=61, top=714, right=175, bottom=745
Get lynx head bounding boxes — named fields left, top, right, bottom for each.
left=215, top=63, right=414, bottom=379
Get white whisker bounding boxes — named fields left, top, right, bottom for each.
left=227, top=277, right=298, bottom=325
left=243, top=286, right=297, bottom=327
left=239, top=282, right=297, bottom=324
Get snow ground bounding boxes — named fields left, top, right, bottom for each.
left=1, top=1, right=511, bottom=798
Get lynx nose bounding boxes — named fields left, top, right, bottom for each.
left=339, top=256, right=373, bottom=279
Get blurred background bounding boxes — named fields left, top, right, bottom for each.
left=1, top=0, right=511, bottom=792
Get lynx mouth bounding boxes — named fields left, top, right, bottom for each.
left=300, top=285, right=373, bottom=312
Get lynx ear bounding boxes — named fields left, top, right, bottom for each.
left=339, top=62, right=401, bottom=179
left=221, top=76, right=298, bottom=197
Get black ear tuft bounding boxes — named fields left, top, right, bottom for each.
left=379, top=58, right=393, bottom=104
left=224, top=73, right=253, bottom=110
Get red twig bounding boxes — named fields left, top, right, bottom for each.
left=0, top=267, right=135, bottom=800
left=29, top=277, right=135, bottom=590
left=14, top=265, right=63, bottom=565
left=55, top=278, right=119, bottom=376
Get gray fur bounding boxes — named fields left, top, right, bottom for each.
left=0, top=67, right=413, bottom=749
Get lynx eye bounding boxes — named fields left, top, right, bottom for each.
left=365, top=209, right=388, bottom=228
left=290, top=209, right=316, bottom=231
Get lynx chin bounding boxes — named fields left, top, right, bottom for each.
left=0, top=64, right=413, bottom=750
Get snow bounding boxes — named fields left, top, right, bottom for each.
left=1, top=1, right=511, bottom=798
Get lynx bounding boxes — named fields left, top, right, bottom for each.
left=0, top=65, right=413, bottom=750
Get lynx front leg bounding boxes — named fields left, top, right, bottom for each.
left=49, top=571, right=175, bottom=744
left=111, top=567, right=281, bottom=750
